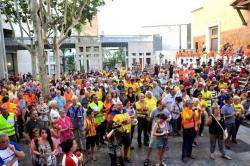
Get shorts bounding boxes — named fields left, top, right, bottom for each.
left=121, top=133, right=131, bottom=148
left=86, top=136, right=96, bottom=150
left=149, top=136, right=168, bottom=149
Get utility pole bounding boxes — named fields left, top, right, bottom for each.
left=0, top=3, right=8, bottom=79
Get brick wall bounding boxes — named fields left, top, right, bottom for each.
left=220, top=26, right=250, bottom=49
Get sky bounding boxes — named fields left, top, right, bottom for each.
left=98, top=0, right=203, bottom=35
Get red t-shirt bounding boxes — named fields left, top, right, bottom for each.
left=62, top=153, right=78, bottom=166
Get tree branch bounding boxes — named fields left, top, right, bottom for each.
left=61, top=0, right=68, bottom=35
left=76, top=0, right=90, bottom=21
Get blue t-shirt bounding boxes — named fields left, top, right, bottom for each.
left=54, top=96, right=66, bottom=108
left=0, top=141, right=21, bottom=166
left=221, top=105, right=235, bottom=125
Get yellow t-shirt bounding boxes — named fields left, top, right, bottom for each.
left=130, top=83, right=139, bottom=93
left=113, top=112, right=131, bottom=133
left=144, top=97, right=157, bottom=115
left=233, top=103, right=244, bottom=116
left=135, top=101, right=147, bottom=118
left=76, top=79, right=82, bottom=86
left=219, top=82, right=228, bottom=89
left=120, top=69, right=127, bottom=76
left=198, top=99, right=207, bottom=108
left=96, top=89, right=103, bottom=101
left=124, top=81, right=131, bottom=91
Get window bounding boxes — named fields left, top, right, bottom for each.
left=94, top=54, right=99, bottom=57
left=94, top=46, right=99, bottom=52
left=146, top=52, right=151, bottom=56
left=209, top=26, right=218, bottom=52
left=133, top=58, right=136, bottom=64
left=79, top=47, right=84, bottom=52
left=132, top=53, right=136, bottom=56
left=146, top=58, right=151, bottom=65
left=139, top=58, right=143, bottom=64
left=212, top=28, right=218, bottom=36
left=86, top=46, right=91, bottom=52
left=195, top=42, right=199, bottom=51
left=139, top=53, right=143, bottom=56
left=86, top=54, right=91, bottom=58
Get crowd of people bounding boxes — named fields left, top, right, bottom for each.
left=0, top=53, right=250, bottom=166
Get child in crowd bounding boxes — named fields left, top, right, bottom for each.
left=84, top=109, right=97, bottom=161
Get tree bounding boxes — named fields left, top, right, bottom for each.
left=1, top=0, right=105, bottom=97
left=48, top=0, right=105, bottom=76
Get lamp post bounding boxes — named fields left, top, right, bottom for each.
left=0, top=2, right=8, bottom=79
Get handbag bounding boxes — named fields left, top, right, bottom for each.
left=211, top=114, right=228, bottom=140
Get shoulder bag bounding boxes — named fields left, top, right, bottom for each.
left=211, top=114, right=228, bottom=140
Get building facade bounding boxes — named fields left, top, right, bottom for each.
left=2, top=15, right=99, bottom=76
left=126, top=41, right=155, bottom=69
left=75, top=37, right=102, bottom=71
left=141, top=24, right=191, bottom=63
left=192, top=0, right=250, bottom=54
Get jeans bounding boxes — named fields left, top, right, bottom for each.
left=137, top=117, right=149, bottom=145
left=172, top=119, right=178, bottom=133
left=225, top=123, right=236, bottom=146
left=210, top=134, right=225, bottom=155
left=182, top=128, right=196, bottom=159
left=131, top=125, right=135, bottom=141
left=199, top=112, right=205, bottom=136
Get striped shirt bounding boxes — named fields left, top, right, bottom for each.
left=84, top=118, right=96, bottom=137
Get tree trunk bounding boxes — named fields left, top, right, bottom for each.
left=38, top=52, right=49, bottom=98
left=30, top=0, right=49, bottom=98
left=54, top=43, right=61, bottom=77
left=30, top=50, right=37, bottom=76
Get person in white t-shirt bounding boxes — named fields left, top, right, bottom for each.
left=49, top=100, right=60, bottom=122
left=0, top=134, right=25, bottom=166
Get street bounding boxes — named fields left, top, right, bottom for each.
left=19, top=125, right=250, bottom=166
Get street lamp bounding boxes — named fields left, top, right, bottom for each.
left=0, top=2, right=8, bottom=79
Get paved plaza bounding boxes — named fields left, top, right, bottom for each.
left=20, top=125, right=250, bottom=166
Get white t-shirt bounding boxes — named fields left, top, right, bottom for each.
left=0, top=142, right=21, bottom=166
left=50, top=108, right=60, bottom=122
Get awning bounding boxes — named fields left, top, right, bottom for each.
left=231, top=0, right=250, bottom=25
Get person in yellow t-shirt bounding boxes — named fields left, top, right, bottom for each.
left=124, top=79, right=131, bottom=91
left=135, top=93, right=149, bottom=146
left=112, top=101, right=131, bottom=161
left=233, top=96, right=244, bottom=136
left=120, top=67, right=127, bottom=76
left=218, top=80, right=228, bottom=90
left=198, top=94, right=207, bottom=108
left=144, top=91, right=157, bottom=117
left=130, top=79, right=140, bottom=93
left=197, top=94, right=207, bottom=137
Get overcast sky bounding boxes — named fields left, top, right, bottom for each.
left=98, top=0, right=203, bottom=35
